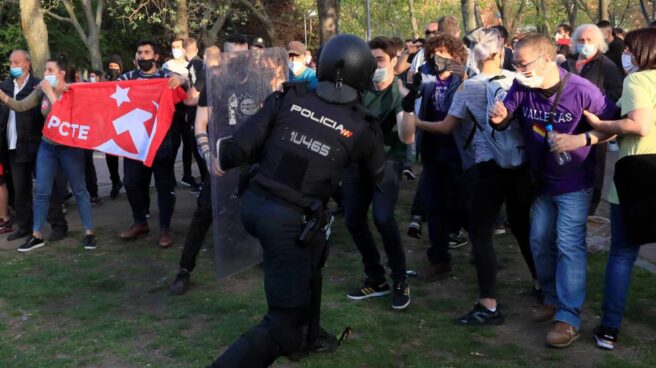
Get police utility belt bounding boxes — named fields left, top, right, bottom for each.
left=248, top=183, right=334, bottom=248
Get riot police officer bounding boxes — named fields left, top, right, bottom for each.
left=207, top=34, right=386, bottom=368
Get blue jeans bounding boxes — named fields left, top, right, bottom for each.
left=600, top=204, right=640, bottom=330
left=34, top=141, right=93, bottom=232
left=530, top=188, right=592, bottom=329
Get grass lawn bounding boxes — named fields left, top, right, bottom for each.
left=1, top=176, right=655, bottom=368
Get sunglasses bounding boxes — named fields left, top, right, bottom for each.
left=425, top=30, right=438, bottom=36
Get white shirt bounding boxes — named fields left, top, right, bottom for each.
left=163, top=59, right=189, bottom=77
left=7, top=74, right=30, bottom=150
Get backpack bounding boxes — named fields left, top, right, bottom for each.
left=462, top=73, right=525, bottom=169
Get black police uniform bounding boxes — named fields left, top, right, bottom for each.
left=208, top=80, right=385, bottom=367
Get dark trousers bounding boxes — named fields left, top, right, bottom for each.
left=342, top=161, right=406, bottom=282
left=410, top=168, right=427, bottom=220
left=123, top=142, right=175, bottom=229
left=589, top=142, right=607, bottom=216
left=84, top=150, right=98, bottom=198
left=186, top=109, right=209, bottom=181
left=105, top=154, right=121, bottom=186
left=213, top=189, right=315, bottom=367
left=171, top=108, right=208, bottom=181
left=469, top=161, right=537, bottom=299
left=423, top=153, right=470, bottom=265
left=8, top=151, right=67, bottom=232
left=179, top=176, right=212, bottom=272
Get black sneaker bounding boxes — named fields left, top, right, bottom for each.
left=392, top=281, right=411, bottom=310
left=346, top=279, right=391, bottom=300
left=456, top=303, right=504, bottom=326
left=449, top=231, right=468, bottom=249
left=189, top=185, right=201, bottom=197
left=180, top=176, right=198, bottom=188
left=83, top=234, right=97, bottom=250
left=403, top=168, right=416, bottom=180
left=170, top=270, right=191, bottom=295
left=407, top=215, right=422, bottom=239
left=110, top=181, right=123, bottom=199
left=90, top=197, right=104, bottom=207
left=17, top=236, right=45, bottom=253
left=594, top=325, right=618, bottom=350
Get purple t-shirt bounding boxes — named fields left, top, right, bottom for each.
left=504, top=68, right=618, bottom=195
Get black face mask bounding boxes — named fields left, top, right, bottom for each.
left=108, top=69, right=120, bottom=79
left=137, top=59, right=155, bottom=71
left=433, top=55, right=452, bottom=73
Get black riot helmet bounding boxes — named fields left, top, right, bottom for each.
left=317, top=34, right=376, bottom=92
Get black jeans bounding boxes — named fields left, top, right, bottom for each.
left=105, top=154, right=121, bottom=186
left=84, top=150, right=98, bottom=198
left=179, top=176, right=212, bottom=272
left=8, top=152, right=67, bottom=232
left=186, top=108, right=209, bottom=182
left=410, top=168, right=427, bottom=221
left=422, top=152, right=471, bottom=265
left=589, top=142, right=607, bottom=216
left=468, top=161, right=537, bottom=299
left=171, top=107, right=207, bottom=181
left=342, top=161, right=406, bottom=282
left=123, top=140, right=175, bottom=229
left=213, top=189, right=312, bottom=367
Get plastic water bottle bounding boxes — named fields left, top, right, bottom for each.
left=545, top=124, right=572, bottom=165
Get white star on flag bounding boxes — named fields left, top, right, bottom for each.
left=110, top=85, right=131, bottom=108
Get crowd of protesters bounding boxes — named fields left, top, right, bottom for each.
left=1, top=14, right=655, bottom=355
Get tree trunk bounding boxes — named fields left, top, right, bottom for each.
left=638, top=0, right=653, bottom=24
left=564, top=0, right=577, bottom=28
left=460, top=0, right=476, bottom=33
left=535, top=0, right=549, bottom=35
left=235, top=0, right=276, bottom=44
left=598, top=0, right=610, bottom=21
left=19, top=0, right=50, bottom=77
left=408, top=0, right=418, bottom=39
left=175, top=0, right=189, bottom=38
left=318, top=0, right=339, bottom=45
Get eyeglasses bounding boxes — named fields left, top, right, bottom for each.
left=512, top=57, right=541, bottom=72
left=425, top=30, right=438, bottom=36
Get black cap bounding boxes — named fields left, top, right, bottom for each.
left=252, top=37, right=265, bottom=48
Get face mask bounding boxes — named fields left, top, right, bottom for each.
left=44, top=75, right=58, bottom=88
left=433, top=55, right=452, bottom=73
left=305, top=56, right=312, bottom=66
left=109, top=69, right=120, bottom=79
left=288, top=61, right=304, bottom=76
left=89, top=76, right=97, bottom=83
left=372, top=67, right=388, bottom=83
left=172, top=48, right=184, bottom=60
left=137, top=59, right=155, bottom=71
left=622, top=53, right=639, bottom=74
left=515, top=71, right=544, bottom=89
left=9, top=67, right=24, bottom=78
left=554, top=33, right=563, bottom=41
left=577, top=44, right=597, bottom=59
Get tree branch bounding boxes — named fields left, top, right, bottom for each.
left=59, top=0, right=89, bottom=43
left=577, top=0, right=596, bottom=22
left=639, top=0, right=653, bottom=24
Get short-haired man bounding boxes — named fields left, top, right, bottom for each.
left=395, top=21, right=438, bottom=76
left=597, top=20, right=625, bottom=72
left=118, top=40, right=187, bottom=248
left=490, top=33, right=618, bottom=348
left=0, top=50, right=68, bottom=241
left=287, top=41, right=318, bottom=90
left=437, top=15, right=461, bottom=38
left=344, top=36, right=411, bottom=310
left=223, top=33, right=249, bottom=53
left=182, top=37, right=210, bottom=186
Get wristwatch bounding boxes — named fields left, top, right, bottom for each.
left=585, top=131, right=592, bottom=146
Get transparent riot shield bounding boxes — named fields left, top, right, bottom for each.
left=207, top=47, right=288, bottom=279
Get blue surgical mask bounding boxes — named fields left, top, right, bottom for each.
left=44, top=75, right=58, bottom=88
left=9, top=67, right=24, bottom=78
left=577, top=44, right=597, bottom=59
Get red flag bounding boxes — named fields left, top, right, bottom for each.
left=43, top=79, right=186, bottom=167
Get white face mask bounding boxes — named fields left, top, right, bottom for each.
left=89, top=76, right=97, bottom=83
left=288, top=61, right=305, bottom=76
left=172, top=48, right=184, bottom=60
left=515, top=71, right=544, bottom=89
left=44, top=75, right=58, bottom=88
left=554, top=33, right=563, bottom=42
left=622, top=53, right=638, bottom=74
left=372, top=67, right=389, bottom=84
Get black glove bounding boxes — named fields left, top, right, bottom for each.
left=446, top=63, right=466, bottom=79
left=402, top=73, right=423, bottom=113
